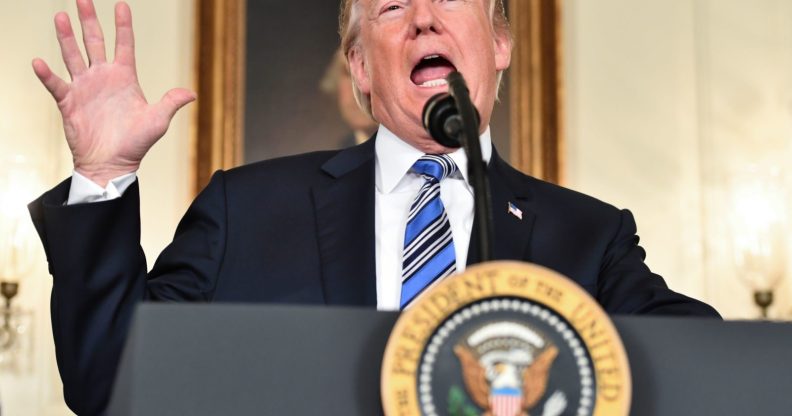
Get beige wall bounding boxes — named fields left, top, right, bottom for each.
left=564, top=0, right=792, bottom=319
left=0, top=0, right=194, bottom=414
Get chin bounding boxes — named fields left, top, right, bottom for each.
left=416, top=140, right=457, bottom=155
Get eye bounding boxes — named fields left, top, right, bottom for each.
left=380, top=2, right=404, bottom=14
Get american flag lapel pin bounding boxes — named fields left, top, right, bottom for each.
left=507, top=202, right=523, bottom=220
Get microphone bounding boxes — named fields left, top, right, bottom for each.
left=422, top=85, right=481, bottom=148
left=421, top=71, right=493, bottom=264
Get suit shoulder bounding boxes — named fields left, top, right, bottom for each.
left=496, top=161, right=622, bottom=221
left=222, top=150, right=340, bottom=184
left=519, top=174, right=629, bottom=247
left=531, top=177, right=620, bottom=214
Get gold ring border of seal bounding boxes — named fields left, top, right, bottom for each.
left=381, top=260, right=632, bottom=416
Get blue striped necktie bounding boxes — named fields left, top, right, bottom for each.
left=400, top=154, right=458, bottom=309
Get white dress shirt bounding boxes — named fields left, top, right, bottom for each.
left=67, top=125, right=493, bottom=311
left=68, top=171, right=137, bottom=205
left=374, top=125, right=492, bottom=310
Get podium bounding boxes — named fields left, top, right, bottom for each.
left=107, top=304, right=792, bottom=415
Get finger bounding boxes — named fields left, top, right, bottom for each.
left=32, top=58, right=70, bottom=102
left=154, top=88, right=198, bottom=121
left=76, top=0, right=107, bottom=65
left=113, top=2, right=136, bottom=68
left=54, top=12, right=88, bottom=77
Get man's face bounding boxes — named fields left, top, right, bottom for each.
left=348, top=0, right=512, bottom=154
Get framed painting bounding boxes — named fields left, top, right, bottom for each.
left=193, top=0, right=563, bottom=193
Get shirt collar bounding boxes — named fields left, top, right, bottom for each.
left=375, top=124, right=493, bottom=194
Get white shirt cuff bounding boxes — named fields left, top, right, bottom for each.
left=67, top=171, right=138, bottom=205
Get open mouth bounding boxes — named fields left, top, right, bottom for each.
left=410, top=55, right=457, bottom=88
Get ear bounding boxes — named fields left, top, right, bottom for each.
left=493, top=29, right=512, bottom=71
left=347, top=46, right=371, bottom=95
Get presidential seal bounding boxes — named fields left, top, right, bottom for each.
left=381, top=261, right=631, bottom=416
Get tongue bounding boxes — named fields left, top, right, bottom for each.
left=411, top=63, right=455, bottom=85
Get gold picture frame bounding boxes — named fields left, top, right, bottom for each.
left=509, top=0, right=564, bottom=185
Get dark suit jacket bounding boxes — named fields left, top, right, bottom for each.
left=29, top=139, right=718, bottom=415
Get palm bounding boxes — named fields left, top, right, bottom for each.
left=33, top=0, right=194, bottom=186
left=61, top=64, right=160, bottom=170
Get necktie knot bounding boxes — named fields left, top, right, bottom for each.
left=412, top=154, right=457, bottom=183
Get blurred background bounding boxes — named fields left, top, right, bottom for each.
left=1, top=0, right=791, bottom=414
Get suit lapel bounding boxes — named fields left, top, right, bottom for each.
left=311, top=142, right=534, bottom=304
left=312, top=140, right=377, bottom=307
left=467, top=152, right=536, bottom=266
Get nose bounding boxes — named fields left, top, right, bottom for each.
left=409, top=1, right=442, bottom=37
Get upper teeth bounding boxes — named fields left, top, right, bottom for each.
left=420, top=79, right=448, bottom=88
left=424, top=55, right=440, bottom=60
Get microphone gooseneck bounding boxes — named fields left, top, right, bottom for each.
left=421, top=71, right=493, bottom=264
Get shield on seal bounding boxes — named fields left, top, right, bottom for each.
left=490, top=387, right=523, bottom=416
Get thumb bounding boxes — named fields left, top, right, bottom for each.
left=155, top=88, right=197, bottom=121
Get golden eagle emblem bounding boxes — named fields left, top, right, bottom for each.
left=453, top=322, right=567, bottom=416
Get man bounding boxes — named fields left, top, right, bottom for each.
left=30, top=0, right=719, bottom=414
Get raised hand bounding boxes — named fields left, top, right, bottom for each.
left=32, top=0, right=196, bottom=187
